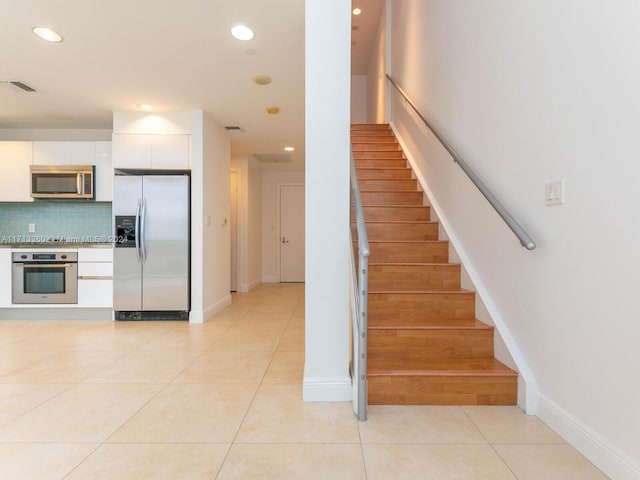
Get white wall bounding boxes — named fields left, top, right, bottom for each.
left=384, top=1, right=640, bottom=478
left=191, top=110, right=231, bottom=322
left=231, top=156, right=263, bottom=291
left=351, top=75, right=368, bottom=123
left=366, top=1, right=388, bottom=124
left=247, top=157, right=263, bottom=288
left=304, top=0, right=352, bottom=401
left=198, top=111, right=231, bottom=320
left=0, top=129, right=112, bottom=141
left=113, top=112, right=191, bottom=134
left=261, top=169, right=304, bottom=283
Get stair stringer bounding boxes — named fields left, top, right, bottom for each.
left=390, top=122, right=539, bottom=415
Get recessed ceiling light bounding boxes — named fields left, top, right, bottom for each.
left=284, top=146, right=295, bottom=152
left=252, top=74, right=272, bottom=86
left=137, top=103, right=153, bottom=111
left=352, top=7, right=362, bottom=15
left=266, top=106, right=280, bottom=115
left=231, top=24, right=254, bottom=41
left=32, top=26, right=63, bottom=42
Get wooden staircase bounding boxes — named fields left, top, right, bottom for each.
left=351, top=123, right=518, bottom=405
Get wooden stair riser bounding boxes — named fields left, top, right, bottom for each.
left=361, top=191, right=424, bottom=206
left=368, top=292, right=476, bottom=324
left=367, top=375, right=517, bottom=405
left=367, top=241, right=449, bottom=263
left=368, top=329, right=494, bottom=363
left=351, top=124, right=391, bottom=131
left=353, top=151, right=405, bottom=159
left=358, top=179, right=418, bottom=191
left=356, top=168, right=413, bottom=179
left=351, top=135, right=395, bottom=142
left=360, top=206, right=430, bottom=222
left=364, top=222, right=438, bottom=241
left=352, top=144, right=401, bottom=152
left=369, top=264, right=461, bottom=290
left=355, top=158, right=409, bottom=168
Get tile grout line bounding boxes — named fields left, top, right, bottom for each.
left=459, top=406, right=521, bottom=479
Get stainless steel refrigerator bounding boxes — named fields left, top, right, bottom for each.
left=113, top=172, right=190, bottom=320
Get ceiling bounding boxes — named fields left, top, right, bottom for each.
left=0, top=0, right=382, bottom=168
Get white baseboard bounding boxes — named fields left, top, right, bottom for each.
left=262, top=275, right=279, bottom=283
left=303, top=376, right=352, bottom=402
left=238, top=279, right=261, bottom=293
left=189, top=295, right=232, bottom=324
left=391, top=123, right=539, bottom=414
left=537, top=394, right=640, bottom=480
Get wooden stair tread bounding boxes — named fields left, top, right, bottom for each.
left=360, top=220, right=435, bottom=224
left=368, top=359, right=517, bottom=377
left=369, top=262, right=455, bottom=265
left=359, top=204, right=426, bottom=208
left=369, top=289, right=474, bottom=294
left=367, top=240, right=446, bottom=243
left=356, top=166, right=410, bottom=170
left=369, top=319, right=492, bottom=330
left=360, top=189, right=421, bottom=193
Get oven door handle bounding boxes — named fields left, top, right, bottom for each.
left=20, top=263, right=74, bottom=268
left=77, top=173, right=83, bottom=195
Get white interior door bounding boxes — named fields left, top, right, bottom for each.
left=230, top=171, right=238, bottom=292
left=280, top=184, right=305, bottom=282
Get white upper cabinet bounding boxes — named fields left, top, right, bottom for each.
left=0, top=142, right=33, bottom=202
left=33, top=141, right=95, bottom=165
left=112, top=134, right=190, bottom=169
left=94, top=142, right=113, bottom=202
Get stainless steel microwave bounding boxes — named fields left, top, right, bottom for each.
left=30, top=165, right=95, bottom=199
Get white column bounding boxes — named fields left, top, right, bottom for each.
left=303, top=0, right=352, bottom=401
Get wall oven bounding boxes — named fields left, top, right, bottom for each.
left=12, top=252, right=78, bottom=304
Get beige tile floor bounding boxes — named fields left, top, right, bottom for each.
left=0, top=283, right=609, bottom=479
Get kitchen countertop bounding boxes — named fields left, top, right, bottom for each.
left=0, top=242, right=113, bottom=249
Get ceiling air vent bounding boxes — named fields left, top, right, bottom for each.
left=224, top=126, right=243, bottom=133
left=0, top=80, right=36, bottom=92
left=255, top=154, right=292, bottom=163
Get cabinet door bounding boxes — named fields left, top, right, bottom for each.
left=78, top=247, right=113, bottom=262
left=112, top=134, right=152, bottom=169
left=77, top=256, right=113, bottom=307
left=0, top=142, right=33, bottom=201
left=78, top=279, right=113, bottom=307
left=94, top=142, right=113, bottom=201
left=33, top=141, right=65, bottom=164
left=64, top=142, right=95, bottom=165
left=151, top=135, right=190, bottom=169
left=0, top=250, right=12, bottom=307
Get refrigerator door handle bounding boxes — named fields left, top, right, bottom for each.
left=135, top=199, right=142, bottom=262
left=140, top=198, right=147, bottom=263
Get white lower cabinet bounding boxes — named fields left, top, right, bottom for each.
left=77, top=248, right=113, bottom=308
left=0, top=250, right=12, bottom=307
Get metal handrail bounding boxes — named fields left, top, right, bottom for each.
left=350, top=147, right=369, bottom=421
left=386, top=74, right=536, bottom=250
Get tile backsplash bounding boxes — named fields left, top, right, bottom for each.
left=0, top=202, right=112, bottom=244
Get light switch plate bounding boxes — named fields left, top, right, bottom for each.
left=28, top=223, right=35, bottom=232
left=545, top=179, right=565, bottom=206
